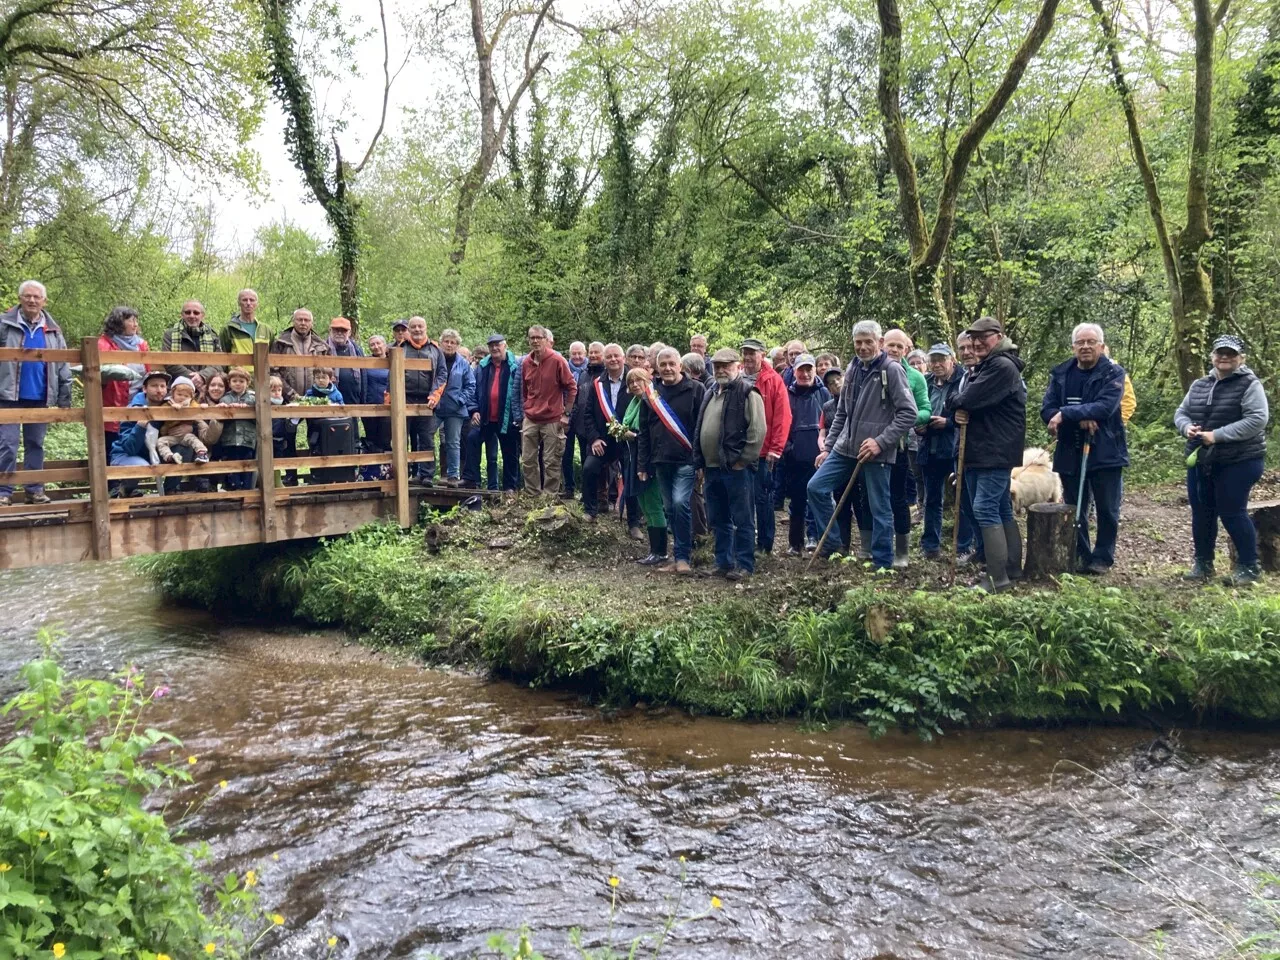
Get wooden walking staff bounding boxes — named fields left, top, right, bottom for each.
left=949, top=420, right=969, bottom=582
left=806, top=459, right=865, bottom=573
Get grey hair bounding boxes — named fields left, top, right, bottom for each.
left=1071, top=322, right=1104, bottom=345
left=907, top=349, right=928, bottom=364
left=681, top=352, right=704, bottom=377
left=588, top=340, right=604, bottom=351
left=18, top=280, right=45, bottom=297
left=852, top=319, right=883, bottom=340
left=657, top=346, right=682, bottom=364
left=603, top=342, right=624, bottom=355
left=527, top=324, right=549, bottom=338
left=570, top=340, right=586, bottom=351
left=440, top=328, right=461, bottom=341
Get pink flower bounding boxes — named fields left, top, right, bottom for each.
left=151, top=685, right=170, bottom=700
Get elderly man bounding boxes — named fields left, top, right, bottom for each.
left=391, top=319, right=409, bottom=346
left=567, top=341, right=588, bottom=380
left=807, top=320, right=917, bottom=569
left=917, top=344, right=966, bottom=558
left=690, top=333, right=712, bottom=380
left=882, top=329, right=932, bottom=567
left=741, top=338, right=791, bottom=555
left=780, top=339, right=807, bottom=385
left=1042, top=322, right=1129, bottom=575
left=639, top=347, right=706, bottom=573
left=0, top=280, right=71, bottom=506
left=562, top=341, right=605, bottom=499
left=783, top=355, right=826, bottom=556
left=327, top=317, right=366, bottom=406
left=221, top=288, right=272, bottom=362
left=693, top=348, right=767, bottom=581
left=945, top=316, right=1027, bottom=592
left=953, top=330, right=982, bottom=563
left=161, top=300, right=221, bottom=389
left=577, top=344, right=630, bottom=522
left=521, top=324, right=577, bottom=495
left=401, top=316, right=448, bottom=485
left=473, top=334, right=524, bottom=492
left=269, top=308, right=332, bottom=484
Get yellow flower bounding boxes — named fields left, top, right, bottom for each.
left=678, top=855, right=686, bottom=863
left=205, top=944, right=216, bottom=955
left=0, top=863, right=10, bottom=872
left=271, top=914, right=285, bottom=926
left=271, top=853, right=280, bottom=861
left=608, top=876, right=620, bottom=888
left=51, top=944, right=65, bottom=959
left=103, top=868, right=110, bottom=877
left=157, top=954, right=172, bottom=960
left=327, top=937, right=338, bottom=948
left=37, top=831, right=47, bottom=840
left=244, top=870, right=257, bottom=887
left=218, top=780, right=228, bottom=790
left=187, top=756, right=198, bottom=765
left=711, top=895, right=723, bottom=909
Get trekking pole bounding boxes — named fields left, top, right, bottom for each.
left=949, top=420, right=968, bottom=582
left=1075, top=441, right=1092, bottom=526
left=806, top=458, right=865, bottom=573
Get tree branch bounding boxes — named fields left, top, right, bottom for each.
left=353, top=0, right=393, bottom=174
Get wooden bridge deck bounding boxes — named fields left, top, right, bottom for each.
left=0, top=340, right=497, bottom=571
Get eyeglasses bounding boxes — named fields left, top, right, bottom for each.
left=182, top=309, right=202, bottom=315
left=1073, top=339, right=1100, bottom=347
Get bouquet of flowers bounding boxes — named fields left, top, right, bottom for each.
left=295, top=396, right=331, bottom=406
left=607, top=418, right=630, bottom=441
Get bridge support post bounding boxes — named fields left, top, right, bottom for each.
left=253, top=341, right=277, bottom=543
left=389, top=346, right=410, bottom=528
left=80, top=337, right=112, bottom=561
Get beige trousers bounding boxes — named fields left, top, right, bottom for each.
left=521, top=419, right=565, bottom=495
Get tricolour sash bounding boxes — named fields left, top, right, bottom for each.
left=643, top=383, right=693, bottom=451
left=595, top=377, right=618, bottom=421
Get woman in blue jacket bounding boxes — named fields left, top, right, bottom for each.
left=437, top=328, right=478, bottom=486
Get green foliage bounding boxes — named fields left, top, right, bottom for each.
left=0, top=632, right=265, bottom=959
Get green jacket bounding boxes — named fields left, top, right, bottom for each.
left=220, top=315, right=273, bottom=360
left=901, top=358, right=932, bottom=427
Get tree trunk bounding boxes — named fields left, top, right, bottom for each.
left=1024, top=503, right=1076, bottom=579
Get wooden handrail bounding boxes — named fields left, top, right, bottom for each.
left=98, top=403, right=435, bottom=422
left=61, top=347, right=434, bottom=371
left=0, top=467, right=90, bottom=484
left=0, top=348, right=81, bottom=362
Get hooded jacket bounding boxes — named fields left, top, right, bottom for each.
left=823, top=352, right=916, bottom=465
left=752, top=361, right=792, bottom=460
left=944, top=337, right=1027, bottom=471
left=918, top=363, right=964, bottom=466
left=327, top=336, right=367, bottom=407
left=0, top=306, right=71, bottom=407
left=1041, top=353, right=1129, bottom=474
left=638, top=374, right=705, bottom=471
left=475, top=350, right=523, bottom=432
left=436, top=350, right=478, bottom=418
left=220, top=314, right=273, bottom=358
left=785, top=380, right=826, bottom=464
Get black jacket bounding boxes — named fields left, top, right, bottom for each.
left=577, top=370, right=629, bottom=447
left=638, top=375, right=706, bottom=470
left=944, top=338, right=1027, bottom=471
left=1041, top=354, right=1129, bottom=474
left=693, top=377, right=760, bottom=470
left=570, top=361, right=606, bottom=434
left=918, top=364, right=964, bottom=466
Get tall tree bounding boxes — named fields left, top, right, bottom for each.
left=1088, top=0, right=1231, bottom=390
left=876, top=0, right=1062, bottom=340
left=259, top=0, right=400, bottom=323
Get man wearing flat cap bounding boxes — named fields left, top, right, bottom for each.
left=918, top=342, right=968, bottom=558
left=693, top=347, right=767, bottom=580
left=944, top=316, right=1027, bottom=592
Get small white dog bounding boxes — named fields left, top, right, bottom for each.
left=1010, top=447, right=1062, bottom=514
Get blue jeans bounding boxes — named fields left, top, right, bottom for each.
left=753, top=460, right=776, bottom=552
left=1188, top=458, right=1264, bottom=566
left=656, top=463, right=696, bottom=562
left=462, top=421, right=482, bottom=486
left=441, top=416, right=464, bottom=479
left=0, top=400, right=48, bottom=497
left=705, top=466, right=755, bottom=573
left=968, top=467, right=1014, bottom=528
left=1062, top=466, right=1124, bottom=567
left=809, top=453, right=893, bottom=568
left=920, top=458, right=954, bottom=553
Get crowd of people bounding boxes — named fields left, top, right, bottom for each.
left=0, top=279, right=1270, bottom=586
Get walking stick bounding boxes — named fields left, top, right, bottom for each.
left=949, top=421, right=969, bottom=582
left=806, top=458, right=865, bottom=572
left=1074, top=441, right=1092, bottom=526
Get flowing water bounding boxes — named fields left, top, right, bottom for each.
left=1, top=563, right=1278, bottom=959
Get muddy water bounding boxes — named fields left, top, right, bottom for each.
left=1, top=565, right=1277, bottom=959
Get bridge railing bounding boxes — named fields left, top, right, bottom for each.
left=0, top=339, right=436, bottom=560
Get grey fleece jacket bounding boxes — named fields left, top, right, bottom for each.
left=1174, top=364, right=1270, bottom=443
left=823, top=351, right=917, bottom=464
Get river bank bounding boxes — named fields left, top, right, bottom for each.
left=140, top=488, right=1280, bottom=736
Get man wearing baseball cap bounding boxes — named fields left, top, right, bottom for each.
left=918, top=343, right=967, bottom=558
left=391, top=319, right=409, bottom=347
left=1175, top=333, right=1270, bottom=584
left=944, top=316, right=1026, bottom=592
left=693, top=347, right=767, bottom=580
left=326, top=317, right=366, bottom=406
left=740, top=337, right=791, bottom=555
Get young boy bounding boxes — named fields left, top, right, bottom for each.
left=218, top=367, right=256, bottom=490
left=150, top=376, right=210, bottom=463
left=304, top=367, right=343, bottom=404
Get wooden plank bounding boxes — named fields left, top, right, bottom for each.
left=406, top=451, right=436, bottom=463
left=276, top=480, right=396, bottom=497
left=254, top=341, right=276, bottom=544
left=90, top=349, right=239, bottom=366
left=0, top=468, right=89, bottom=484
left=265, top=353, right=397, bottom=370
left=389, top=347, right=410, bottom=527
left=105, top=460, right=256, bottom=480
left=0, top=499, right=91, bottom=518
left=0, top=348, right=81, bottom=362
left=0, top=407, right=84, bottom=425
left=80, top=338, right=112, bottom=561
left=108, top=490, right=261, bottom=513
left=106, top=406, right=258, bottom=422
left=287, top=452, right=392, bottom=470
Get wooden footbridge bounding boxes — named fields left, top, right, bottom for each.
left=0, top=340, right=494, bottom=571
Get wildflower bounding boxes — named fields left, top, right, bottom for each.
left=608, top=876, right=620, bottom=888
left=152, top=685, right=170, bottom=699
left=327, top=937, right=338, bottom=948
left=219, top=780, right=228, bottom=790
left=244, top=870, right=257, bottom=887
left=711, top=895, right=722, bottom=909
left=678, top=855, right=686, bottom=863
left=188, top=756, right=198, bottom=765
left=51, top=944, right=65, bottom=958
left=0, top=863, right=10, bottom=872
left=271, top=914, right=285, bottom=926
left=158, top=954, right=172, bottom=960
left=37, top=831, right=47, bottom=840
left=271, top=853, right=279, bottom=861
left=205, top=944, right=216, bottom=955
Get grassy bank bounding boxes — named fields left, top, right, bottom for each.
left=138, top=511, right=1280, bottom=737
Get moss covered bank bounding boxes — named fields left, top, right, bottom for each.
left=138, top=511, right=1280, bottom=737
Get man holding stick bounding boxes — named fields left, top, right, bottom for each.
left=807, top=320, right=917, bottom=570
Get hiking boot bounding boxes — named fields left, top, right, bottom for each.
left=444, top=477, right=464, bottom=488
left=636, top=554, right=665, bottom=566
left=805, top=537, right=817, bottom=551
left=1182, top=559, right=1215, bottom=582
left=29, top=492, right=51, bottom=505
left=1225, top=563, right=1262, bottom=587
left=893, top=532, right=909, bottom=569
left=922, top=548, right=941, bottom=560
left=712, top=567, right=733, bottom=579
left=1003, top=521, right=1023, bottom=580
left=725, top=569, right=749, bottom=582
left=787, top=546, right=801, bottom=557
left=856, top=527, right=872, bottom=560
left=675, top=560, right=693, bottom=575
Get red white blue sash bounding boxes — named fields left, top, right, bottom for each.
left=595, top=377, right=618, bottom=421
left=643, top=383, right=693, bottom=451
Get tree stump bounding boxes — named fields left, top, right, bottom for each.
left=1024, top=503, right=1076, bottom=579
left=1227, top=500, right=1280, bottom=571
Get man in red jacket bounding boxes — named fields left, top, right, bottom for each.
left=740, top=338, right=791, bottom=554
left=520, top=324, right=578, bottom=495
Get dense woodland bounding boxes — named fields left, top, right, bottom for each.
left=2, top=0, right=1278, bottom=418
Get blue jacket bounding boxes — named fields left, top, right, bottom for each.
left=364, top=365, right=390, bottom=405
left=436, top=352, right=477, bottom=418
left=474, top=350, right=523, bottom=433
left=1041, top=354, right=1129, bottom=473
left=785, top=381, right=826, bottom=463
left=328, top=339, right=367, bottom=406
left=918, top=364, right=964, bottom=466
left=305, top=383, right=345, bottom=404
left=109, top=392, right=154, bottom=461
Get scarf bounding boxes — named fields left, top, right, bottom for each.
left=110, top=333, right=147, bottom=395
left=407, top=335, right=429, bottom=350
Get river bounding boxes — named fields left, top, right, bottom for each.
left=1, top=563, right=1277, bottom=959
